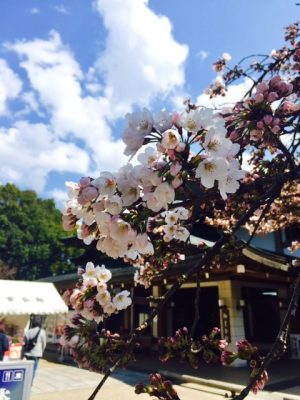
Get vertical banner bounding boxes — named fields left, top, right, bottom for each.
left=0, top=361, right=33, bottom=400
left=220, top=308, right=231, bottom=343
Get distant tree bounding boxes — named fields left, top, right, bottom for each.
left=0, top=183, right=81, bottom=280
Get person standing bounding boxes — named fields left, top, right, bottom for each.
left=0, top=320, right=9, bottom=361
left=23, top=315, right=47, bottom=381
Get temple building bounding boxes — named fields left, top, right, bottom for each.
left=40, top=224, right=300, bottom=360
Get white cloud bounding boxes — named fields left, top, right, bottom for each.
left=93, top=0, right=188, bottom=116
left=1, top=0, right=188, bottom=196
left=0, top=121, right=90, bottom=192
left=6, top=31, right=122, bottom=166
left=30, top=8, right=40, bottom=15
left=46, top=188, right=68, bottom=210
left=196, top=78, right=252, bottom=109
left=52, top=5, right=69, bottom=15
left=0, top=59, right=22, bottom=115
left=196, top=50, right=209, bottom=60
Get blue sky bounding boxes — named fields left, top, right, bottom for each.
left=0, top=0, right=298, bottom=206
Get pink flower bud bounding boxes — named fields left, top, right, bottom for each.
left=78, top=186, right=98, bottom=205
left=256, top=82, right=269, bottom=93
left=79, top=177, right=91, bottom=188
left=254, top=93, right=264, bottom=103
left=229, top=130, right=239, bottom=140
left=267, top=92, right=278, bottom=102
left=277, top=81, right=292, bottom=96
left=263, top=115, right=273, bottom=125
left=221, top=350, right=234, bottom=366
left=256, top=121, right=264, bottom=129
left=218, top=339, right=228, bottom=350
left=271, top=125, right=280, bottom=134
left=269, top=76, right=281, bottom=88
left=150, top=373, right=162, bottom=385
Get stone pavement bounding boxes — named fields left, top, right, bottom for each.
left=30, top=359, right=224, bottom=400
left=30, top=359, right=300, bottom=400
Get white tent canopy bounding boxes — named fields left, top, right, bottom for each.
left=0, top=280, right=68, bottom=315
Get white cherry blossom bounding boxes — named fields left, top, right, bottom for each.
left=174, top=207, right=190, bottom=220
left=154, top=110, right=173, bottom=132
left=104, top=195, right=123, bottom=215
left=123, top=108, right=154, bottom=156
left=97, top=236, right=128, bottom=259
left=165, top=211, right=178, bottom=225
left=123, top=128, right=145, bottom=156
left=179, top=109, right=204, bottom=133
left=218, top=166, right=246, bottom=200
left=175, top=227, right=190, bottom=242
left=126, top=108, right=153, bottom=135
left=162, top=224, right=178, bottom=236
left=95, top=211, right=111, bottom=236
left=195, top=157, right=228, bottom=188
left=103, top=302, right=116, bottom=315
left=96, top=281, right=108, bottom=293
left=161, top=129, right=181, bottom=150
left=82, top=209, right=95, bottom=226
left=113, top=290, right=132, bottom=311
left=134, top=233, right=154, bottom=255
left=137, top=146, right=159, bottom=167
left=143, top=191, right=164, bottom=212
left=65, top=181, right=80, bottom=199
left=93, top=172, right=117, bottom=197
left=121, top=186, right=141, bottom=206
left=154, top=182, right=175, bottom=209
left=82, top=262, right=98, bottom=285
left=96, top=290, right=111, bottom=306
left=203, top=127, right=232, bottom=157
left=110, top=218, right=135, bottom=242
left=96, top=265, right=112, bottom=282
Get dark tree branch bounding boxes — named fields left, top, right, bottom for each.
left=87, top=169, right=296, bottom=400
left=234, top=270, right=300, bottom=400
left=245, top=194, right=276, bottom=247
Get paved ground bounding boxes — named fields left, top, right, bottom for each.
left=30, top=359, right=300, bottom=400
left=30, top=360, right=225, bottom=400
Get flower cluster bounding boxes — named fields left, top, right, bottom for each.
left=63, top=105, right=244, bottom=286
left=135, top=373, right=178, bottom=400
left=62, top=262, right=132, bottom=323
left=158, top=327, right=227, bottom=369
left=60, top=314, right=135, bottom=372
left=221, top=339, right=268, bottom=394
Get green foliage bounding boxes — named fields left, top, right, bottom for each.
left=0, top=183, right=81, bottom=280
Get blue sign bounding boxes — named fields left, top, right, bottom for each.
left=0, top=362, right=33, bottom=400
left=0, top=368, right=25, bottom=400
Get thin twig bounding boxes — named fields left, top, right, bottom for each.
left=245, top=195, right=276, bottom=247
